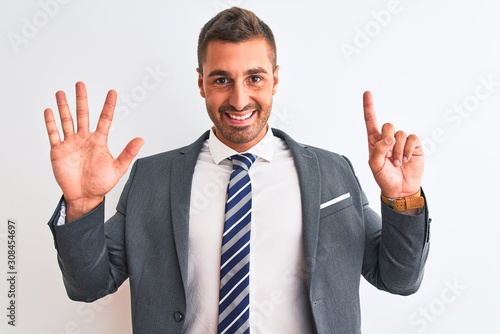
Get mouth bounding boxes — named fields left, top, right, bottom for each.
left=227, top=111, right=254, bottom=120
left=225, top=111, right=256, bottom=123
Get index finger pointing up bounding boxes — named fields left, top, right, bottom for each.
left=363, top=91, right=380, bottom=139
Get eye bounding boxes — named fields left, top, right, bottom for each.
left=249, top=76, right=262, bottom=83
left=215, top=77, right=229, bottom=85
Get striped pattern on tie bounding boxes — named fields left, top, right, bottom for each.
left=218, top=153, right=256, bottom=334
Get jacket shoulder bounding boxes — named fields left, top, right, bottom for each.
left=133, top=131, right=209, bottom=170
left=272, top=128, right=352, bottom=169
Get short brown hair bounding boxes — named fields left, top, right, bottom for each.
left=197, top=7, right=277, bottom=73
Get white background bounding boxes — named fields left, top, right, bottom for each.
left=1, top=0, right=499, bottom=333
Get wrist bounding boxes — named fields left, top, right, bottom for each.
left=65, top=197, right=104, bottom=222
left=381, top=188, right=424, bottom=212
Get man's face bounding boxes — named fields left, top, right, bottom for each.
left=197, top=37, right=279, bottom=152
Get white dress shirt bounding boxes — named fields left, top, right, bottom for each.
left=185, top=128, right=314, bottom=333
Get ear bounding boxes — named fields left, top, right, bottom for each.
left=196, top=68, right=206, bottom=98
left=272, top=65, right=280, bottom=95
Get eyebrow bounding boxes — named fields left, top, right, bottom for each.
left=207, top=67, right=269, bottom=78
left=207, top=70, right=230, bottom=78
left=247, top=67, right=269, bottom=75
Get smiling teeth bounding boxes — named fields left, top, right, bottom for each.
left=228, top=112, right=253, bottom=120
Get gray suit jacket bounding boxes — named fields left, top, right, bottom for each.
left=48, top=128, right=431, bottom=334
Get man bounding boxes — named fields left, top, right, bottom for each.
left=45, top=7, right=430, bottom=334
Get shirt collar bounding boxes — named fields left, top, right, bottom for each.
left=208, top=127, right=275, bottom=164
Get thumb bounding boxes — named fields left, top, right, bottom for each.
left=369, top=136, right=394, bottom=171
left=115, top=137, right=144, bottom=175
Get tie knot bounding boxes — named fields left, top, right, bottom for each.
left=230, top=153, right=256, bottom=171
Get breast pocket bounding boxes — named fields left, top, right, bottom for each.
left=320, top=192, right=353, bottom=218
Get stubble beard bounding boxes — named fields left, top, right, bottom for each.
left=209, top=101, right=273, bottom=146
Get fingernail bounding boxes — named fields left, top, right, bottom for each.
left=393, top=159, right=401, bottom=167
left=403, top=156, right=409, bottom=164
left=385, top=137, right=392, bottom=145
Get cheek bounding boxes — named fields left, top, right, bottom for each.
left=206, top=90, right=231, bottom=108
left=205, top=94, right=220, bottom=108
left=205, top=97, right=223, bottom=119
left=255, top=91, right=274, bottom=107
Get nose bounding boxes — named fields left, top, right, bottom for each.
left=228, top=82, right=251, bottom=111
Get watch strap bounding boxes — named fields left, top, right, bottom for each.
left=381, top=189, right=425, bottom=211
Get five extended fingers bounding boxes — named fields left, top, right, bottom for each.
left=44, top=82, right=142, bottom=168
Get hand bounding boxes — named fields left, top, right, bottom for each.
left=363, top=91, right=424, bottom=198
left=44, top=82, right=144, bottom=221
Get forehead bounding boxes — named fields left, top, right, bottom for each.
left=203, top=37, right=273, bottom=73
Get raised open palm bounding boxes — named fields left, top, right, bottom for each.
left=44, top=82, right=144, bottom=221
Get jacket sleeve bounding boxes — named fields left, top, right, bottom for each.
left=361, top=188, right=431, bottom=295
left=47, top=161, right=138, bottom=302
left=339, top=155, right=431, bottom=295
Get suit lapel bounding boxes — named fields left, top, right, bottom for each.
left=272, top=129, right=321, bottom=275
left=170, top=131, right=210, bottom=293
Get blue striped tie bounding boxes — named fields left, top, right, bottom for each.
left=218, top=153, right=256, bottom=334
